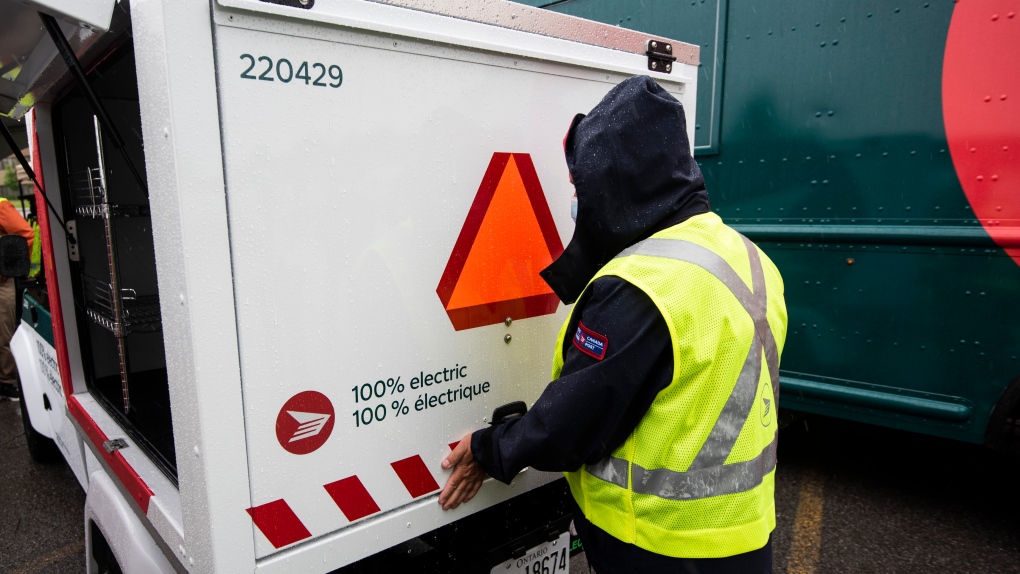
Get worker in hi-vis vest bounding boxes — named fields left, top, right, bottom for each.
left=440, top=76, right=788, bottom=573
left=0, top=198, right=34, bottom=401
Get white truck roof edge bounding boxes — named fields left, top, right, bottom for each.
left=365, top=0, right=700, bottom=66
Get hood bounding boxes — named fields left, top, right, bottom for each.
left=540, top=75, right=710, bottom=304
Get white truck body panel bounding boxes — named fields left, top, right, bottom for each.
left=85, top=469, right=177, bottom=574
left=11, top=323, right=55, bottom=439
left=215, top=20, right=660, bottom=555
left=11, top=319, right=90, bottom=488
left=211, top=1, right=694, bottom=566
left=10, top=0, right=698, bottom=571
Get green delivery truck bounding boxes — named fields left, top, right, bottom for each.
left=515, top=0, right=1020, bottom=447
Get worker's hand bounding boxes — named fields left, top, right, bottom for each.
left=439, top=433, right=486, bottom=510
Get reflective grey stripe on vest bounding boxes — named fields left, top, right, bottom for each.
left=585, top=234, right=779, bottom=496
left=587, top=454, right=629, bottom=488
left=742, top=235, right=780, bottom=403
left=632, top=434, right=777, bottom=500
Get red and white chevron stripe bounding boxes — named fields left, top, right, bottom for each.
left=246, top=446, right=459, bottom=549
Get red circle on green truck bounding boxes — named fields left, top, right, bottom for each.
left=275, top=391, right=335, bottom=455
left=942, top=0, right=1020, bottom=267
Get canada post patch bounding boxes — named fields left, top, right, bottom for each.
left=573, top=322, right=608, bottom=360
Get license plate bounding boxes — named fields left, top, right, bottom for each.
left=490, top=531, right=570, bottom=574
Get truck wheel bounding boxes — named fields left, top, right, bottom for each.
left=17, top=382, right=60, bottom=463
left=986, top=375, right=1020, bottom=455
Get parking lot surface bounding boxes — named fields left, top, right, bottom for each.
left=3, top=399, right=1019, bottom=573
left=773, top=413, right=1020, bottom=574
left=0, top=400, right=85, bottom=574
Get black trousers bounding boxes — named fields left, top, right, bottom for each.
left=570, top=497, right=773, bottom=574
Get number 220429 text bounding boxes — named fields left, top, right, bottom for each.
left=239, top=54, right=342, bottom=87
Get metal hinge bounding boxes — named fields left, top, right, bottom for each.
left=103, top=438, right=129, bottom=453
left=66, top=220, right=79, bottom=262
left=646, top=40, right=677, bottom=74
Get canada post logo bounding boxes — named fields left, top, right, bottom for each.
left=276, top=391, right=335, bottom=455
left=573, top=322, right=608, bottom=361
left=437, top=153, right=564, bottom=331
left=285, top=411, right=331, bottom=442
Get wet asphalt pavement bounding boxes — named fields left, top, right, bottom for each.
left=0, top=399, right=85, bottom=574
left=772, top=413, right=1020, bottom=574
left=3, top=397, right=1020, bottom=573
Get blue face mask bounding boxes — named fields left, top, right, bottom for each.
left=570, top=196, right=578, bottom=222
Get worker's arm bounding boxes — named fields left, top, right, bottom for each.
left=439, top=277, right=672, bottom=509
left=0, top=200, right=33, bottom=253
left=472, top=276, right=673, bottom=484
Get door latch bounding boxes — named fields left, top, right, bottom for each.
left=103, top=438, right=129, bottom=453
left=490, top=401, right=528, bottom=425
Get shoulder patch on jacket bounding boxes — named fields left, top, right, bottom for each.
left=573, top=322, right=608, bottom=360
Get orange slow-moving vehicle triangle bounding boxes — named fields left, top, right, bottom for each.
left=447, top=156, right=556, bottom=308
left=437, top=153, right=564, bottom=331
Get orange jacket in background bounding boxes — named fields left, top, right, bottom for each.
left=0, top=200, right=33, bottom=253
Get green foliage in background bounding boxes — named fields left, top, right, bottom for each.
left=2, top=164, right=17, bottom=197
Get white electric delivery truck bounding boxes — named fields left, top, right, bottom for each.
left=0, top=0, right=697, bottom=571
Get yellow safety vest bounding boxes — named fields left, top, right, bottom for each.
left=554, top=212, right=788, bottom=559
left=29, top=221, right=41, bottom=278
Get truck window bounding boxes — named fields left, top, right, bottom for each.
left=53, top=46, right=175, bottom=481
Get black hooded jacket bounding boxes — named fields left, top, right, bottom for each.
left=540, top=75, right=710, bottom=304
left=471, top=76, right=710, bottom=480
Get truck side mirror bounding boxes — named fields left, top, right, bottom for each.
left=0, top=235, right=30, bottom=278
